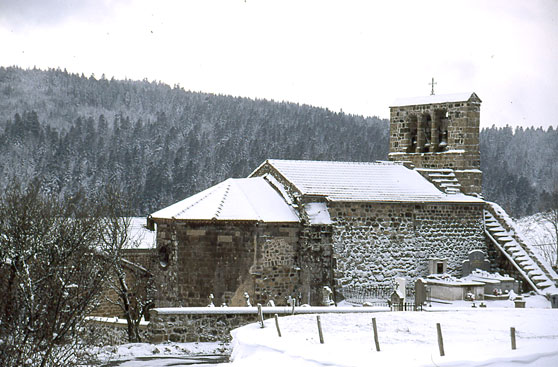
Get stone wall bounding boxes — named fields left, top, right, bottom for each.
left=82, top=319, right=149, bottom=346
left=152, top=220, right=314, bottom=308
left=298, top=225, right=335, bottom=305
left=122, top=248, right=155, bottom=271
left=149, top=308, right=260, bottom=342
left=388, top=97, right=482, bottom=194
left=328, top=201, right=487, bottom=290
left=148, top=307, right=386, bottom=343
left=89, top=254, right=153, bottom=317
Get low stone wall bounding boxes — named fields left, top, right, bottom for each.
left=83, top=317, right=149, bottom=346
left=148, top=306, right=387, bottom=343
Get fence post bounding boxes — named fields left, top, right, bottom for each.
left=372, top=317, right=380, bottom=352
left=317, top=315, right=324, bottom=344
left=257, top=304, right=264, bottom=328
left=436, top=323, right=445, bottom=357
left=510, top=327, right=516, bottom=350
left=274, top=314, right=282, bottom=337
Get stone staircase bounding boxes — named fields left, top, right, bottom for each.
left=415, top=168, right=462, bottom=194
left=484, top=202, right=558, bottom=295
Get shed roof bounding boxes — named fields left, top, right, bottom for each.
left=252, top=159, right=483, bottom=203
left=150, top=177, right=299, bottom=222
left=391, top=92, right=481, bottom=107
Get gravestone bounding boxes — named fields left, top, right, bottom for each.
left=415, top=279, right=426, bottom=306
left=462, top=250, right=491, bottom=276
left=321, top=286, right=335, bottom=306
left=395, top=277, right=406, bottom=303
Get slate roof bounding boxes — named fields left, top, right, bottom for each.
left=391, top=92, right=481, bottom=107
left=252, top=159, right=484, bottom=203
left=150, top=177, right=299, bottom=222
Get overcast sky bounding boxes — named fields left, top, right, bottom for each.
left=1, top=0, right=556, bottom=128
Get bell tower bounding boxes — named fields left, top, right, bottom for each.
left=388, top=92, right=482, bottom=195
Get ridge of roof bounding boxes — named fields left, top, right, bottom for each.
left=391, top=92, right=481, bottom=107
left=266, top=159, right=399, bottom=166
left=173, top=178, right=229, bottom=219
left=213, top=181, right=230, bottom=219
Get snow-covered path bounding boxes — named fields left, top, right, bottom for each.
left=230, top=306, right=558, bottom=366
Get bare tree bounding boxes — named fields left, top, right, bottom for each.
left=0, top=183, right=117, bottom=367
left=540, top=209, right=558, bottom=270
left=536, top=188, right=558, bottom=270
left=99, top=192, right=154, bottom=343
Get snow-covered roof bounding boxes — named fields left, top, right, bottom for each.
left=150, top=177, right=299, bottom=222
left=391, top=92, right=481, bottom=107
left=126, top=217, right=156, bottom=249
left=253, top=159, right=483, bottom=203
left=304, top=202, right=332, bottom=225
left=425, top=274, right=485, bottom=286
left=463, top=269, right=515, bottom=283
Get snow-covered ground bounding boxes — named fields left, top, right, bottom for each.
left=90, top=296, right=557, bottom=367
left=230, top=296, right=558, bottom=367
left=88, top=342, right=229, bottom=366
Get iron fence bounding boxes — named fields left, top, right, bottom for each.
left=340, top=285, right=415, bottom=305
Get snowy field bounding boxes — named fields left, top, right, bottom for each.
left=230, top=296, right=558, bottom=367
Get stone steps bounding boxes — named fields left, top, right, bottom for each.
left=484, top=204, right=558, bottom=294
left=416, top=168, right=463, bottom=194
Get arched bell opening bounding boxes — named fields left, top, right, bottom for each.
left=406, top=115, right=418, bottom=153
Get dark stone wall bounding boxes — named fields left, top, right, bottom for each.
left=152, top=220, right=322, bottom=307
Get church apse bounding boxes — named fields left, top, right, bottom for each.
left=388, top=93, right=482, bottom=195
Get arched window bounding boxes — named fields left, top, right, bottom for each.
left=407, top=115, right=417, bottom=153
left=423, top=113, right=432, bottom=152
left=437, top=110, right=449, bottom=152
left=158, top=245, right=170, bottom=268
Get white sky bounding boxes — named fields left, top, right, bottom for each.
left=1, top=0, right=557, bottom=128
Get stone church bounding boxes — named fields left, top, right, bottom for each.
left=146, top=92, right=558, bottom=307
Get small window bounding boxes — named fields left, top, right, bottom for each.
left=159, top=245, right=170, bottom=268
left=436, top=262, right=444, bottom=274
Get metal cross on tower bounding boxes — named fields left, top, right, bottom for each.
left=429, top=77, right=437, bottom=95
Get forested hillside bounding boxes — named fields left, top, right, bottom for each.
left=480, top=125, right=557, bottom=217
left=0, top=67, right=388, bottom=214
left=0, top=67, right=556, bottom=217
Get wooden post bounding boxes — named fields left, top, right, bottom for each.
left=436, top=323, right=445, bottom=357
left=274, top=314, right=282, bottom=337
left=257, top=304, right=264, bottom=328
left=317, top=315, right=324, bottom=344
left=510, top=327, right=516, bottom=350
left=372, top=317, right=380, bottom=352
